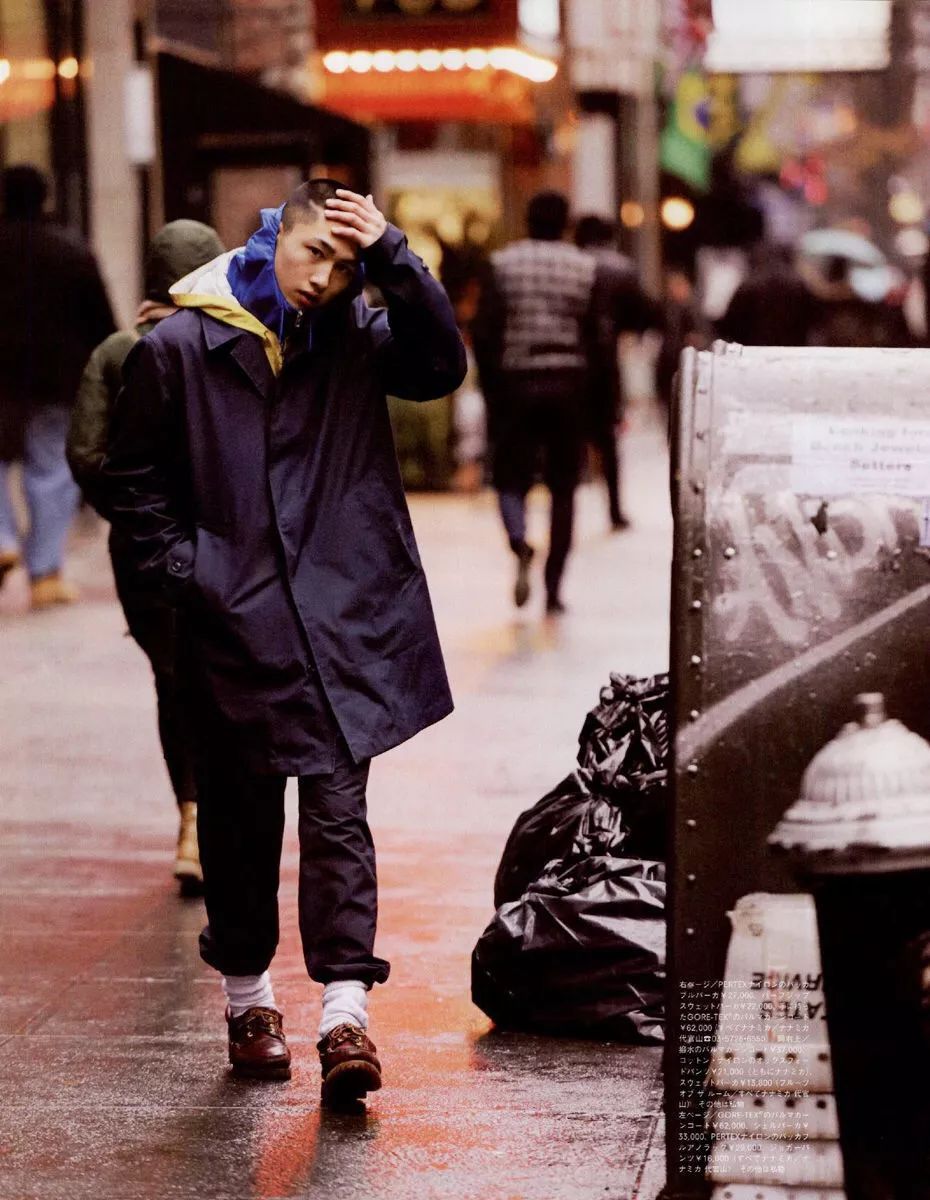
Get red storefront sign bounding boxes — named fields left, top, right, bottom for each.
left=314, top=0, right=519, bottom=51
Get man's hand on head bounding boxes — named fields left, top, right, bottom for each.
left=325, top=190, right=387, bottom=251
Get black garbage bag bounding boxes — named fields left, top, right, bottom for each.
left=493, top=770, right=628, bottom=909
left=472, top=855, right=666, bottom=1042
left=577, top=672, right=669, bottom=778
left=493, top=674, right=670, bottom=908
left=576, top=672, right=669, bottom=861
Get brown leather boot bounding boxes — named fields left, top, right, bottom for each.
left=317, top=1022, right=382, bottom=1107
left=227, top=1007, right=291, bottom=1080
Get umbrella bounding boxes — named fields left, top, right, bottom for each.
left=800, top=228, right=887, bottom=266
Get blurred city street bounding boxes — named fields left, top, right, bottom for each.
left=0, top=411, right=671, bottom=1200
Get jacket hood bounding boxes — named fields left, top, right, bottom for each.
left=145, top=219, right=224, bottom=305
left=225, top=205, right=293, bottom=344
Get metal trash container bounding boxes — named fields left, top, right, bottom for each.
left=770, top=693, right=930, bottom=1200
left=668, top=342, right=930, bottom=1200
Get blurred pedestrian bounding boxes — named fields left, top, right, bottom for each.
left=474, top=192, right=613, bottom=614
left=448, top=274, right=486, bottom=492
left=102, top=181, right=465, bottom=1102
left=67, top=219, right=225, bottom=896
left=804, top=254, right=913, bottom=349
left=575, top=215, right=661, bottom=531
left=0, top=165, right=115, bottom=606
left=655, top=267, right=709, bottom=415
left=717, top=243, right=816, bottom=346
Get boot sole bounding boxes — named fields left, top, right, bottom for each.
left=176, top=874, right=204, bottom=898
left=321, top=1060, right=382, bottom=1107
left=230, top=1059, right=292, bottom=1081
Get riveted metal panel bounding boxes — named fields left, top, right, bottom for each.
left=665, top=343, right=930, bottom=1198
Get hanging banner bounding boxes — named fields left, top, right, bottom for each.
left=660, top=67, right=711, bottom=191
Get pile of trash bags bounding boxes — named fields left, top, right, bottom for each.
left=472, top=673, right=668, bottom=1043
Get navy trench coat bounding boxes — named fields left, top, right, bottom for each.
left=103, top=225, right=466, bottom=773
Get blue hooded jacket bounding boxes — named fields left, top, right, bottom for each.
left=226, top=204, right=295, bottom=345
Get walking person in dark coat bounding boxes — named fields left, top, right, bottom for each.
left=574, top=214, right=660, bottom=531
left=67, top=219, right=225, bottom=896
left=102, top=180, right=466, bottom=1103
left=717, top=243, right=816, bottom=347
left=0, top=165, right=115, bottom=606
left=473, top=192, right=613, bottom=614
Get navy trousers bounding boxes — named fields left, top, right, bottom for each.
left=195, top=735, right=390, bottom=988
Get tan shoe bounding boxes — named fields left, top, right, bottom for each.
left=0, top=548, right=19, bottom=584
left=30, top=573, right=79, bottom=608
left=175, top=801, right=203, bottom=895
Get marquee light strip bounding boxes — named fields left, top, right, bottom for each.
left=323, top=46, right=558, bottom=83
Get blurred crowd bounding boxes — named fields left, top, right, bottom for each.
left=394, top=199, right=927, bottom=503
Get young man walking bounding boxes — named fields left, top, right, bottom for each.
left=103, top=182, right=465, bottom=1104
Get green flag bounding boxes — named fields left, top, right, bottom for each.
left=660, top=68, right=711, bottom=192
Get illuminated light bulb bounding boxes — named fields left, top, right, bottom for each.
left=395, top=50, right=418, bottom=72
left=348, top=51, right=374, bottom=73
left=22, top=58, right=56, bottom=80
left=418, top=49, right=442, bottom=71
left=489, top=45, right=557, bottom=81
left=895, top=227, right=929, bottom=258
left=324, top=51, right=351, bottom=74
left=0, top=59, right=10, bottom=84
left=372, top=50, right=395, bottom=72
left=464, top=48, right=490, bottom=70
left=58, top=56, right=79, bottom=79
left=521, top=55, right=558, bottom=82
left=620, top=201, right=646, bottom=229
left=441, top=49, right=467, bottom=70
left=661, top=196, right=696, bottom=231
left=889, top=190, right=925, bottom=225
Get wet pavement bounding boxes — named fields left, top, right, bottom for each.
left=0, top=415, right=671, bottom=1200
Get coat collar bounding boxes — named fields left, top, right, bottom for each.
left=172, top=249, right=284, bottom=375
left=202, top=313, right=275, bottom=399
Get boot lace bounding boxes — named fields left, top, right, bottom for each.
left=327, top=1022, right=368, bottom=1048
left=240, top=1007, right=284, bottom=1039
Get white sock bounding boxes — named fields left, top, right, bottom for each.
left=222, top=970, right=277, bottom=1018
left=319, top=980, right=369, bottom=1039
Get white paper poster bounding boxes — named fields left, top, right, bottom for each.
left=791, top=415, right=930, bottom=497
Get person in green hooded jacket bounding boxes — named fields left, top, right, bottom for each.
left=67, top=219, right=224, bottom=894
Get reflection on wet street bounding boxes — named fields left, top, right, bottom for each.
left=0, top=420, right=669, bottom=1199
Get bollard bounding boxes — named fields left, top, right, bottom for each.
left=769, top=694, right=930, bottom=1200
